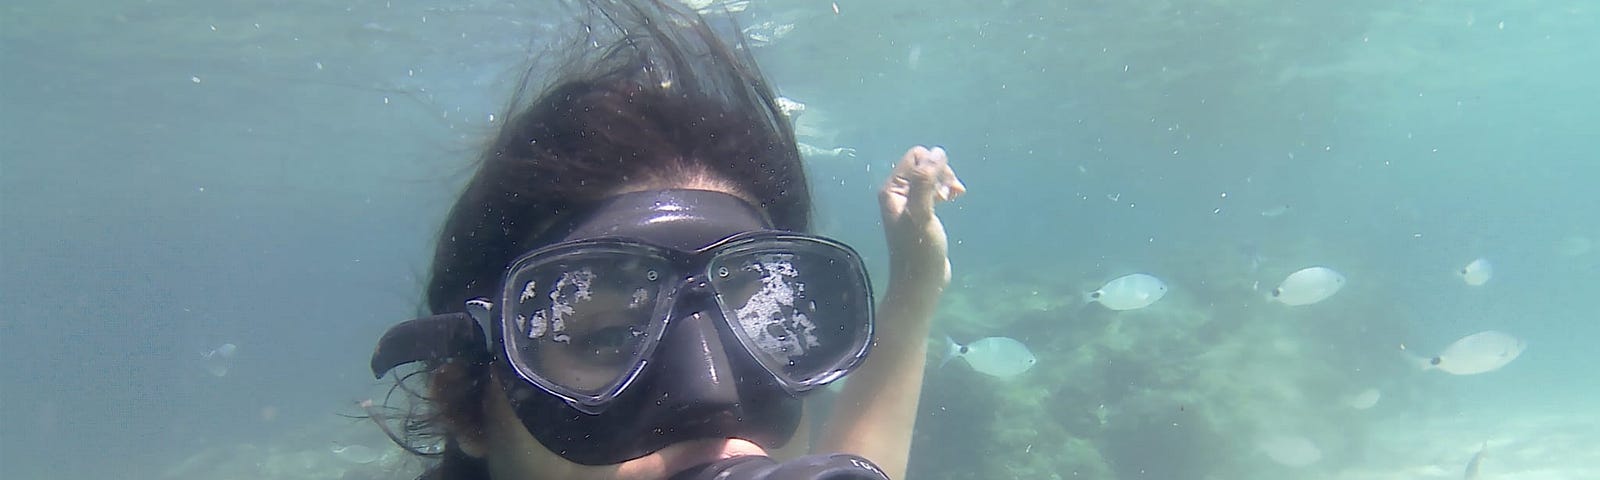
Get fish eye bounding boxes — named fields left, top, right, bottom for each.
left=1090, top=292, right=1101, bottom=299
left=1271, top=288, right=1282, bottom=297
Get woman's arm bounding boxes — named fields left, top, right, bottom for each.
left=815, top=146, right=965, bottom=479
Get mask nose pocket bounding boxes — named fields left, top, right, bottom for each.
left=647, top=309, right=743, bottom=416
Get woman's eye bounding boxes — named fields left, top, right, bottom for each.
left=577, top=325, right=637, bottom=363
left=586, top=326, right=631, bottom=347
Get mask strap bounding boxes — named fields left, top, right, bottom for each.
left=370, top=312, right=489, bottom=379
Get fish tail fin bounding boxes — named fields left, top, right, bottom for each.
left=1398, top=345, right=1435, bottom=371
left=938, top=335, right=961, bottom=369
left=1077, top=291, right=1101, bottom=312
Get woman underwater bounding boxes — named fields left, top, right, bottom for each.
left=368, top=1, right=965, bottom=479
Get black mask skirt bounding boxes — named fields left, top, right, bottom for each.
left=371, top=189, right=875, bottom=466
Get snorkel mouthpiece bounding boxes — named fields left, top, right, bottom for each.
left=666, top=454, right=890, bottom=480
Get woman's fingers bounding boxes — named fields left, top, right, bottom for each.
left=936, top=152, right=966, bottom=201
left=903, top=146, right=963, bottom=211
left=880, top=145, right=966, bottom=227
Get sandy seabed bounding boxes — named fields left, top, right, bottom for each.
left=1323, top=410, right=1598, bottom=480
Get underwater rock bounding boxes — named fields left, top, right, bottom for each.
left=1103, top=398, right=1228, bottom=479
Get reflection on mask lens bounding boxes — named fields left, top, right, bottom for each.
left=712, top=245, right=869, bottom=387
left=505, top=252, right=669, bottom=396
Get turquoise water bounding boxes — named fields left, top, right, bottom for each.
left=2, top=1, right=1595, bottom=478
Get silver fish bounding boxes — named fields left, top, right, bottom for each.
left=942, top=336, right=1037, bottom=378
left=1428, top=331, right=1526, bottom=375
left=201, top=343, right=238, bottom=377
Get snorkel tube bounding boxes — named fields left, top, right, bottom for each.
left=667, top=454, right=890, bottom=480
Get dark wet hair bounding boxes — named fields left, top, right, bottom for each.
left=387, top=1, right=810, bottom=478
left=425, top=0, right=810, bottom=316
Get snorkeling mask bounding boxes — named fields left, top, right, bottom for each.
left=371, top=189, right=883, bottom=475
left=481, top=228, right=874, bottom=414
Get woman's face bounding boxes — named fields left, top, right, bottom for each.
left=458, top=185, right=813, bottom=478
left=463, top=368, right=808, bottom=480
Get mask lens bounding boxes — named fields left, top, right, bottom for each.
left=708, top=238, right=871, bottom=389
left=501, top=247, right=672, bottom=399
